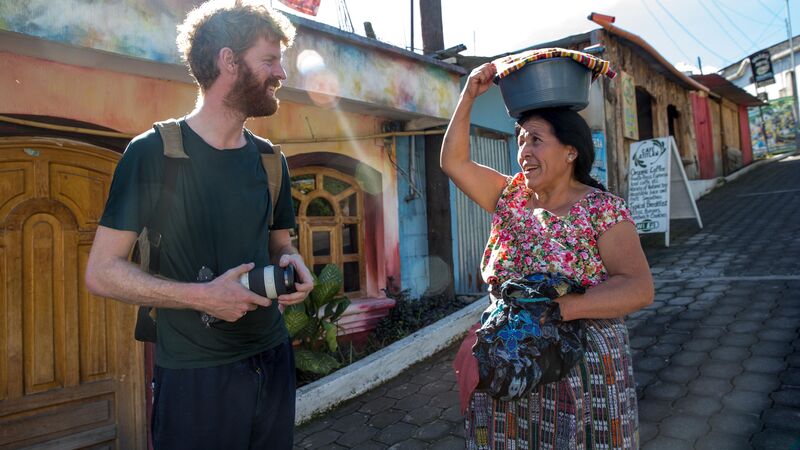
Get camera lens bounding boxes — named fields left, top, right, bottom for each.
left=239, top=265, right=297, bottom=299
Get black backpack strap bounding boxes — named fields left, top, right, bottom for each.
left=147, top=157, right=181, bottom=274
left=148, top=120, right=187, bottom=274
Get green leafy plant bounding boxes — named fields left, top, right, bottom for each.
left=284, top=264, right=351, bottom=375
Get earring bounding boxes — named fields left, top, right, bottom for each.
left=568, top=155, right=576, bottom=162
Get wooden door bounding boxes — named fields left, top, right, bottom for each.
left=0, top=138, right=145, bottom=449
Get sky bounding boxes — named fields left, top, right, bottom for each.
left=272, top=0, right=800, bottom=74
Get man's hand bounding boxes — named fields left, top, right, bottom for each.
left=200, top=263, right=273, bottom=322
left=276, top=254, right=314, bottom=306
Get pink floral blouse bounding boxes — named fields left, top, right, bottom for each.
left=481, top=173, right=635, bottom=290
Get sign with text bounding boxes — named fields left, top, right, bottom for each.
left=629, top=138, right=670, bottom=234
left=628, top=137, right=702, bottom=246
left=749, top=50, right=775, bottom=85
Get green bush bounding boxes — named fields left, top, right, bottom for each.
left=372, top=278, right=464, bottom=347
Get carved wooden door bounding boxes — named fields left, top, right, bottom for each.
left=0, top=138, right=145, bottom=449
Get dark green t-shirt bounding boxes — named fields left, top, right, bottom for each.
left=99, top=120, right=296, bottom=369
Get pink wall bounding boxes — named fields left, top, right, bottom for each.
left=691, top=92, right=716, bottom=179
left=739, top=105, right=753, bottom=166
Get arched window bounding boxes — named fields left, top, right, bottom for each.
left=290, top=168, right=365, bottom=296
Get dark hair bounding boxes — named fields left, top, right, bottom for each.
left=515, top=108, right=606, bottom=191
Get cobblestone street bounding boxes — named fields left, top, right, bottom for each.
left=295, top=155, right=800, bottom=449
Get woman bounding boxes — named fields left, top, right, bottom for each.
left=442, top=62, right=654, bottom=449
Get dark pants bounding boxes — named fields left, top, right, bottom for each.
left=151, top=340, right=295, bottom=450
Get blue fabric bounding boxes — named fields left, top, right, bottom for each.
left=474, top=273, right=585, bottom=401
left=151, top=340, right=295, bottom=450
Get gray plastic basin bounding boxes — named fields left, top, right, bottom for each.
left=497, top=57, right=592, bottom=118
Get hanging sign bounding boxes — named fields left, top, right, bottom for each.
left=620, top=71, right=639, bottom=140
left=749, top=50, right=775, bottom=85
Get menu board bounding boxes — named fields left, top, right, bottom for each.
left=628, top=137, right=703, bottom=246
left=628, top=138, right=670, bottom=233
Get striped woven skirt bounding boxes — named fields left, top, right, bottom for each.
left=465, top=318, right=639, bottom=450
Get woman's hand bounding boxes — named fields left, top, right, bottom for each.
left=463, top=63, right=497, bottom=100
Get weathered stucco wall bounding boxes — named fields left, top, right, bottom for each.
left=601, top=32, right=699, bottom=197
left=0, top=0, right=460, bottom=119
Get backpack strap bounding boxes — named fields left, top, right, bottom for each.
left=247, top=130, right=284, bottom=228
left=132, top=119, right=187, bottom=342
left=146, top=119, right=187, bottom=273
left=154, top=119, right=189, bottom=159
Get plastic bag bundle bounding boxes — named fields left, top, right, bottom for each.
left=473, top=273, right=586, bottom=401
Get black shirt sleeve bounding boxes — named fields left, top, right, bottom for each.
left=270, top=154, right=297, bottom=230
left=99, top=130, right=164, bottom=233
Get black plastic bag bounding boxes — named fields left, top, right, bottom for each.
left=473, top=273, right=586, bottom=401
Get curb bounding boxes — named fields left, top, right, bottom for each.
left=723, top=152, right=794, bottom=184
left=690, top=152, right=795, bottom=200
left=692, top=152, right=794, bottom=200
left=295, top=295, right=489, bottom=425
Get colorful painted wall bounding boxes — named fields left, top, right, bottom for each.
left=0, top=0, right=460, bottom=119
left=748, top=96, right=797, bottom=156
left=0, top=0, right=192, bottom=63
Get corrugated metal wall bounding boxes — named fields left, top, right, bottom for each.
left=453, top=131, right=513, bottom=294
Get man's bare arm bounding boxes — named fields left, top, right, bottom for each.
left=85, top=225, right=271, bottom=322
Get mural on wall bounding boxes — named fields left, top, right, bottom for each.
left=1, top=0, right=460, bottom=119
left=748, top=96, right=797, bottom=156
left=286, top=34, right=459, bottom=119
left=0, top=0, right=193, bottom=63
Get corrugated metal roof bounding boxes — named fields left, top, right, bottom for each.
left=691, top=74, right=765, bottom=106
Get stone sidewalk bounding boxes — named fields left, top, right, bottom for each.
left=295, top=154, right=800, bottom=449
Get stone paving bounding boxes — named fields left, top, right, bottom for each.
left=295, top=155, right=800, bottom=449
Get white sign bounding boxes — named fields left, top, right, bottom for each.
left=628, top=137, right=702, bottom=246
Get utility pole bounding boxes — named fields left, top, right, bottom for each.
left=418, top=0, right=455, bottom=300
left=410, top=0, right=414, bottom=53
left=419, top=0, right=444, bottom=55
left=786, top=0, right=800, bottom=152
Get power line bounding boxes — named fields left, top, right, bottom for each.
left=758, top=0, right=778, bottom=16
left=747, top=5, right=784, bottom=53
left=640, top=0, right=693, bottom=61
left=698, top=0, right=748, bottom=52
left=709, top=0, right=760, bottom=47
left=712, top=0, right=776, bottom=26
left=652, top=0, right=732, bottom=64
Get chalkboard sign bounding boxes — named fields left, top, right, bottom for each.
left=628, top=137, right=702, bottom=246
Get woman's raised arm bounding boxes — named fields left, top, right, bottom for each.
left=441, top=63, right=509, bottom=213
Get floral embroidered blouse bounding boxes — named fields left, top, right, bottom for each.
left=481, top=173, right=635, bottom=291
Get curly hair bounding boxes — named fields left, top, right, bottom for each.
left=177, top=0, right=296, bottom=90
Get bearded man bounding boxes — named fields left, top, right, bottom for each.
left=85, top=1, right=313, bottom=448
